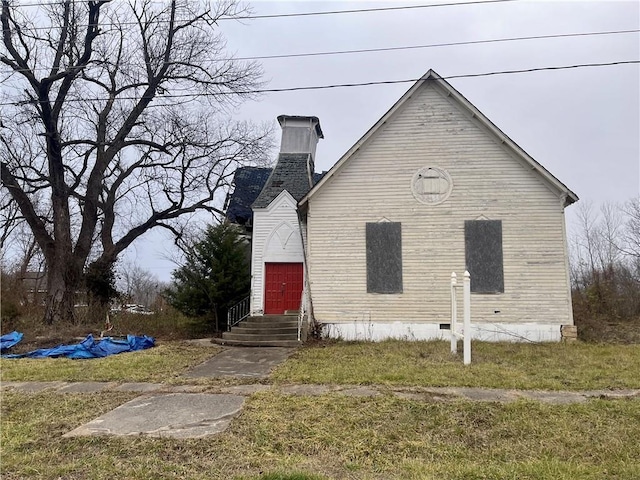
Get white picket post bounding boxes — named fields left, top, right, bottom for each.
left=450, top=272, right=457, bottom=354
left=463, top=270, right=471, bottom=365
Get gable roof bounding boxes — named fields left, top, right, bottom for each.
left=300, top=69, right=578, bottom=208
left=253, top=153, right=316, bottom=209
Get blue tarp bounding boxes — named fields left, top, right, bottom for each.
left=1, top=333, right=155, bottom=359
left=1, top=331, right=24, bottom=352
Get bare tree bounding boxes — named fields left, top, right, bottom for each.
left=569, top=197, right=640, bottom=335
left=571, top=201, right=601, bottom=289
left=1, top=1, right=272, bottom=324
left=118, top=261, right=161, bottom=307
left=597, top=202, right=624, bottom=268
left=621, top=197, right=640, bottom=259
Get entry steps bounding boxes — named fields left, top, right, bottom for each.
left=214, top=313, right=306, bottom=347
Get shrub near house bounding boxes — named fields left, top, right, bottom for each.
left=166, top=223, right=250, bottom=331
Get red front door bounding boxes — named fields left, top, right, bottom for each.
left=264, top=262, right=304, bottom=314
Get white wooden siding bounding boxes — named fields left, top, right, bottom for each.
left=307, top=83, right=573, bottom=327
left=250, top=190, right=304, bottom=314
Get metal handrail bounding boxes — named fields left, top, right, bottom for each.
left=227, top=295, right=250, bottom=331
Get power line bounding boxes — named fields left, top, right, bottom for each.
left=8, top=0, right=517, bottom=18
left=223, top=0, right=518, bottom=20
left=0, top=60, right=637, bottom=107
left=3, top=0, right=519, bottom=32
left=3, top=28, right=638, bottom=74
left=223, top=60, right=640, bottom=93
left=232, top=29, right=640, bottom=61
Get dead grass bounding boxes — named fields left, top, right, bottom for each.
left=272, top=340, right=640, bottom=391
left=0, top=341, right=220, bottom=383
left=1, top=308, right=212, bottom=346
left=576, top=316, right=640, bottom=344
left=2, top=390, right=639, bottom=479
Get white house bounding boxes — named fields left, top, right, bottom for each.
left=228, top=69, right=578, bottom=343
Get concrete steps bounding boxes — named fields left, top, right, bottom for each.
left=232, top=326, right=298, bottom=335
left=214, top=314, right=305, bottom=347
left=212, top=338, right=302, bottom=348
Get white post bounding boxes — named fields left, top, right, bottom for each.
left=450, top=272, right=457, bottom=354
left=463, top=270, right=471, bottom=365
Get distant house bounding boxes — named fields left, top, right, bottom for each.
left=227, top=70, right=578, bottom=342
left=21, top=270, right=47, bottom=304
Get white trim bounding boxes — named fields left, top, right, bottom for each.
left=256, top=189, right=298, bottom=214
left=263, top=220, right=304, bottom=263
left=560, top=204, right=575, bottom=325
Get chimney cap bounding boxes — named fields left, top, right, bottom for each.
left=277, top=115, right=324, bottom=139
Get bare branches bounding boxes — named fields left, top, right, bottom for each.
left=620, top=197, right=640, bottom=259
left=1, top=2, right=40, bottom=89
left=570, top=199, right=640, bottom=290
left=0, top=161, right=54, bottom=257
left=1, top=0, right=271, bottom=323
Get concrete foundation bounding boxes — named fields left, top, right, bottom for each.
left=322, top=321, right=565, bottom=342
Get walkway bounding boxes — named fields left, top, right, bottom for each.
left=3, top=379, right=638, bottom=404
left=3, top=345, right=638, bottom=438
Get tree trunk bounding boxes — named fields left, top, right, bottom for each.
left=42, top=257, right=82, bottom=325
left=86, top=256, right=118, bottom=322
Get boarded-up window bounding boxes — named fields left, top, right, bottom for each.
left=366, top=222, right=403, bottom=294
left=465, top=220, right=504, bottom=293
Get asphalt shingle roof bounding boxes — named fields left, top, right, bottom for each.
left=225, top=166, right=272, bottom=226
left=225, top=160, right=325, bottom=226
left=253, top=153, right=315, bottom=209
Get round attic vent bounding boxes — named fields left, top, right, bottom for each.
left=411, top=167, right=453, bottom=205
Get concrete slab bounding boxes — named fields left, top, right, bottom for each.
left=338, top=386, right=381, bottom=397
left=278, top=384, right=334, bottom=396
left=220, top=384, right=272, bottom=395
left=392, top=391, right=454, bottom=402
left=58, top=382, right=116, bottom=393
left=184, top=347, right=294, bottom=379
left=519, top=390, right=587, bottom=404
left=583, top=389, right=640, bottom=399
left=64, top=393, right=244, bottom=438
left=168, top=385, right=209, bottom=393
left=4, top=381, right=67, bottom=393
left=115, top=382, right=163, bottom=392
left=0, top=381, right=25, bottom=391
left=452, top=388, right=523, bottom=403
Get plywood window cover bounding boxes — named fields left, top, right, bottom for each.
left=411, top=166, right=453, bottom=205
left=366, top=222, right=403, bottom=294
left=464, top=219, right=504, bottom=294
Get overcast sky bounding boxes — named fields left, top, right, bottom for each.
left=125, top=0, right=640, bottom=282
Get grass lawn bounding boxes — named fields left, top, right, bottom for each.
left=2, top=339, right=639, bottom=478
left=272, top=340, right=640, bottom=391
left=0, top=342, right=221, bottom=383
left=2, top=390, right=639, bottom=479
